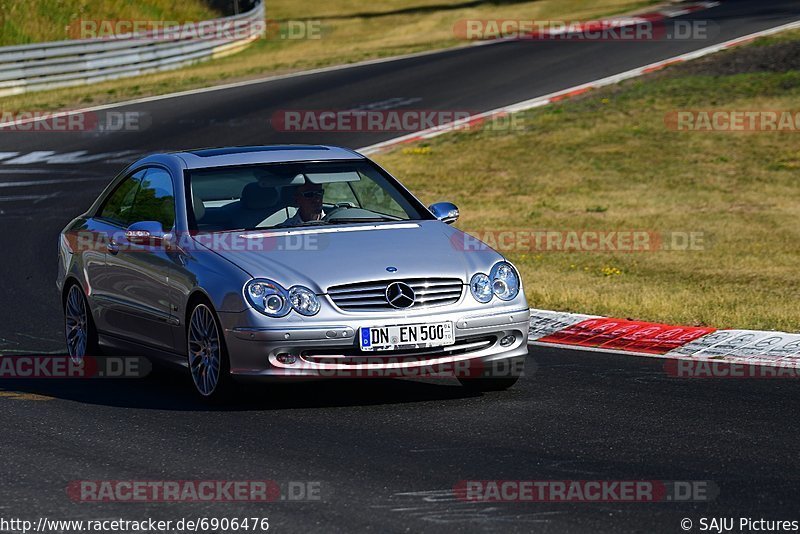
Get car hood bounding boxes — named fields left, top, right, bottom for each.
left=201, top=220, right=504, bottom=293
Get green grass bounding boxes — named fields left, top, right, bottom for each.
left=0, top=0, right=220, bottom=45
left=753, top=29, right=800, bottom=46
left=0, top=0, right=659, bottom=113
left=372, top=39, right=800, bottom=332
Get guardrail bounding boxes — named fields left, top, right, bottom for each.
left=0, top=1, right=265, bottom=98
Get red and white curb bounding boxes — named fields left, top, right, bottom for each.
left=483, top=1, right=719, bottom=40
left=353, top=12, right=800, bottom=370
left=358, top=16, right=800, bottom=155
left=634, top=1, right=719, bottom=21
left=528, top=309, right=800, bottom=369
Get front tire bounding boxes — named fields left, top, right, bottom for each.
left=187, top=302, right=232, bottom=401
left=64, top=283, right=99, bottom=362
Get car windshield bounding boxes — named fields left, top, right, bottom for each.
left=188, top=160, right=429, bottom=232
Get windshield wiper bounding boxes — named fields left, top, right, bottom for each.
left=277, top=219, right=331, bottom=228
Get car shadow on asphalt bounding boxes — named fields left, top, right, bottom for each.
left=0, top=354, right=483, bottom=411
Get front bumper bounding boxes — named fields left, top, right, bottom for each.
left=219, top=305, right=530, bottom=380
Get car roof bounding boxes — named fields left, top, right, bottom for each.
left=155, top=145, right=365, bottom=170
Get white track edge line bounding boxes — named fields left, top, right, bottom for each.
left=529, top=340, right=800, bottom=369
left=0, top=2, right=722, bottom=129
left=356, top=18, right=800, bottom=154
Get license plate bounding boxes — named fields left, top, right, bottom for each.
left=359, top=321, right=455, bottom=352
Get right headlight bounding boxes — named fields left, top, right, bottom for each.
left=245, top=279, right=321, bottom=317
left=490, top=261, right=520, bottom=301
left=245, top=279, right=291, bottom=317
left=470, top=273, right=493, bottom=303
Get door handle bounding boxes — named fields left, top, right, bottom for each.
left=107, top=240, right=120, bottom=255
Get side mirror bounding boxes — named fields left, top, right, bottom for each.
left=428, top=202, right=459, bottom=224
left=125, top=221, right=165, bottom=246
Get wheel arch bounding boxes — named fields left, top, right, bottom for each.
left=184, top=288, right=216, bottom=329
left=61, top=275, right=84, bottom=309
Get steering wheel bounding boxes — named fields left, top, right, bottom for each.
left=322, top=202, right=357, bottom=220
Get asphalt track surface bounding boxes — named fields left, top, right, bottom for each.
left=0, top=0, right=799, bottom=531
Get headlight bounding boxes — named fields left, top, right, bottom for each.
left=245, top=279, right=291, bottom=317
left=288, top=286, right=321, bottom=316
left=470, top=273, right=493, bottom=303
left=490, top=261, right=520, bottom=301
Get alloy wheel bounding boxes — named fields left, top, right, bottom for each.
left=188, top=304, right=222, bottom=396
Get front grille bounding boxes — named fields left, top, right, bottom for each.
left=327, top=278, right=464, bottom=311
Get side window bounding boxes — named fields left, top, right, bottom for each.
left=99, top=171, right=144, bottom=226
left=129, top=168, right=176, bottom=230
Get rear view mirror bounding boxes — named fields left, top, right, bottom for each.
left=428, top=202, right=459, bottom=224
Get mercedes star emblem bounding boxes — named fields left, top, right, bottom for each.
left=385, top=282, right=415, bottom=309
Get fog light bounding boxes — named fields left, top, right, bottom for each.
left=499, top=335, right=516, bottom=347
left=276, top=353, right=297, bottom=365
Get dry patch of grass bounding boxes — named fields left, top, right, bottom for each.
left=0, top=0, right=658, bottom=113
left=374, top=39, right=800, bottom=331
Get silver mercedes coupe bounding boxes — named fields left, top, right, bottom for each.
left=57, top=145, right=530, bottom=399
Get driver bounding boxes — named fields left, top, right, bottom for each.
left=283, top=182, right=325, bottom=226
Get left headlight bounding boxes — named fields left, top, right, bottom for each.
left=245, top=279, right=321, bottom=317
left=490, top=261, right=520, bottom=301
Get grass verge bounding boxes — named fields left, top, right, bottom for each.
left=0, top=0, right=220, bottom=45
left=373, top=34, right=800, bottom=332
left=0, top=0, right=659, bottom=113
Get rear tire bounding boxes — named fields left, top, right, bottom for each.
left=186, top=301, right=232, bottom=401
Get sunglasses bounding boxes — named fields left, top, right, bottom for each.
left=300, top=190, right=324, bottom=199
